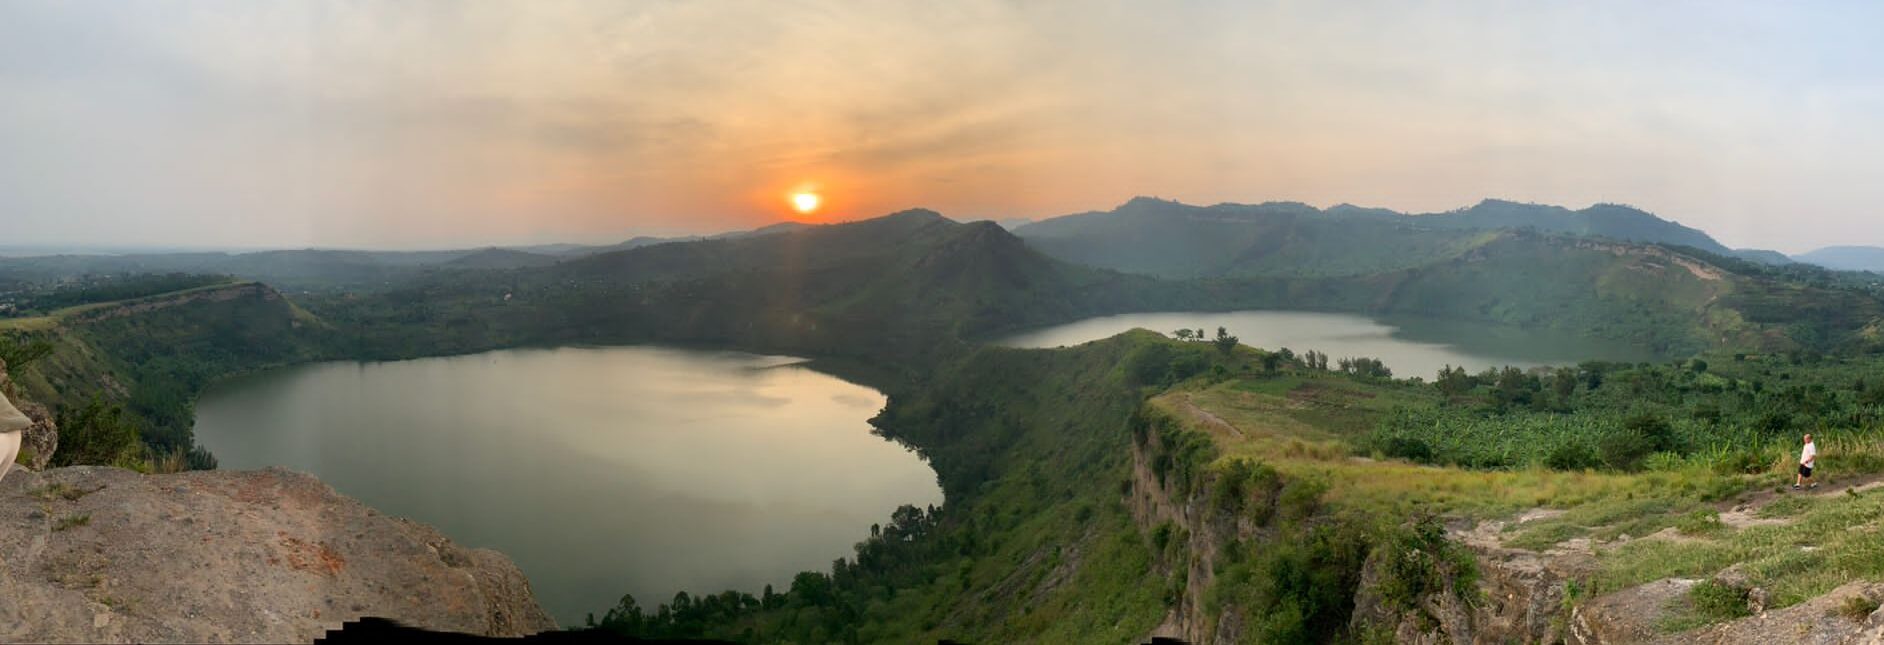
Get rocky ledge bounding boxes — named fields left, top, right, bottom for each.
left=0, top=465, right=556, bottom=643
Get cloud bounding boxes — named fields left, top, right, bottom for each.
left=1, top=0, right=1881, bottom=251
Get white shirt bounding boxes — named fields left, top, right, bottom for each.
left=1802, top=442, right=1817, bottom=466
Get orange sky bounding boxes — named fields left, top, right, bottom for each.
left=3, top=2, right=1883, bottom=251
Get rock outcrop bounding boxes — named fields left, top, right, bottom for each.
left=0, top=465, right=556, bottom=643
left=0, top=356, right=58, bottom=470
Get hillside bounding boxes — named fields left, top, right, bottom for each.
left=1014, top=197, right=1751, bottom=279
left=1015, top=199, right=1884, bottom=355
left=308, top=209, right=1171, bottom=365
left=442, top=248, right=562, bottom=270
left=1015, top=197, right=1501, bottom=279
left=1412, top=199, right=1731, bottom=254
left=4, top=282, right=329, bottom=466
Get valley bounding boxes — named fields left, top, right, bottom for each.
left=4, top=200, right=1884, bottom=642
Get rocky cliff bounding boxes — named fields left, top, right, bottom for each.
left=0, top=465, right=557, bottom=643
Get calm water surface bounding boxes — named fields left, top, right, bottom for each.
left=192, top=346, right=942, bottom=625
left=997, top=310, right=1653, bottom=377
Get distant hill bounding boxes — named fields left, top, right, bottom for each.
left=1413, top=199, right=1732, bottom=255
left=441, top=248, right=561, bottom=269
left=315, top=209, right=1165, bottom=363
left=1014, top=197, right=1504, bottom=279
left=0, top=221, right=817, bottom=291
left=1013, top=197, right=1749, bottom=279
left=1796, top=246, right=1884, bottom=273
left=1731, top=248, right=1795, bottom=266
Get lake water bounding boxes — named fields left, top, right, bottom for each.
left=192, top=346, right=942, bottom=626
left=996, top=310, right=1652, bottom=378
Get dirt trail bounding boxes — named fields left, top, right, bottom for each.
left=1718, top=474, right=1884, bottom=529
left=1178, top=394, right=1244, bottom=439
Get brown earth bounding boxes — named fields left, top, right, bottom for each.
left=0, top=465, right=556, bottom=643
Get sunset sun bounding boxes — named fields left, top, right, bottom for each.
left=790, top=191, right=821, bottom=215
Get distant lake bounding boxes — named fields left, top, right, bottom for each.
left=995, top=310, right=1653, bottom=378
left=192, top=346, right=942, bottom=626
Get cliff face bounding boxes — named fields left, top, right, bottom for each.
left=1127, top=407, right=1591, bottom=645
left=0, top=465, right=556, bottom=642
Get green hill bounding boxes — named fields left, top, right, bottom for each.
left=1013, top=199, right=1884, bottom=355
left=5, top=281, right=327, bottom=467
left=1414, top=199, right=1732, bottom=254
left=1014, top=197, right=1746, bottom=280
left=305, top=210, right=1170, bottom=365
left=1014, top=197, right=1501, bottom=279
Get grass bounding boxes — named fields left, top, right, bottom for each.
left=53, top=513, right=91, bottom=532
left=1835, top=595, right=1879, bottom=622
left=1593, top=486, right=1884, bottom=608
left=1660, top=580, right=1751, bottom=632
left=29, top=482, right=97, bottom=502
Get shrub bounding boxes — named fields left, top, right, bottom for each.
left=1376, top=515, right=1480, bottom=612
left=1210, top=459, right=1281, bottom=521
left=51, top=398, right=147, bottom=470
left=1545, top=442, right=1599, bottom=471
left=1710, top=448, right=1771, bottom=475
left=1598, top=430, right=1655, bottom=471
left=1151, top=521, right=1177, bottom=551
left=1383, top=436, right=1434, bottom=464
left=1835, top=595, right=1880, bottom=622
left=1278, top=478, right=1328, bottom=522
left=1687, top=581, right=1751, bottom=622
left=1623, top=413, right=1679, bottom=453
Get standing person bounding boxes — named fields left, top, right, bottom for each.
left=1795, top=434, right=1818, bottom=490
left=0, top=390, right=30, bottom=482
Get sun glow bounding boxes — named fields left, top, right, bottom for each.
left=790, top=191, right=821, bottom=214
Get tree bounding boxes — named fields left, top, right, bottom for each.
left=1260, top=353, right=1283, bottom=374
left=1213, top=327, right=1239, bottom=355
left=1173, top=329, right=1194, bottom=342
left=1550, top=367, right=1577, bottom=402
left=1435, top=365, right=1472, bottom=398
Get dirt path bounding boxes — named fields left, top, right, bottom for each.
left=1179, top=394, right=1244, bottom=439
left=1717, top=473, right=1884, bottom=529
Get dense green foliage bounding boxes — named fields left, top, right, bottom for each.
left=50, top=398, right=148, bottom=469
left=1369, top=353, right=1884, bottom=473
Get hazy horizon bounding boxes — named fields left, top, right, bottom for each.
left=5, top=1, right=1883, bottom=252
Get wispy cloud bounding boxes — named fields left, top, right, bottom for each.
left=1, top=0, right=1881, bottom=250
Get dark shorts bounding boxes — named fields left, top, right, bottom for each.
left=1799, top=464, right=1814, bottom=477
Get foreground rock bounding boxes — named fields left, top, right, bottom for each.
left=0, top=466, right=556, bottom=643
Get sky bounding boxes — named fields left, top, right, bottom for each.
left=2, top=1, right=1881, bottom=252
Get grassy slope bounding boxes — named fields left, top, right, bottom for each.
left=1160, top=348, right=1884, bottom=635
